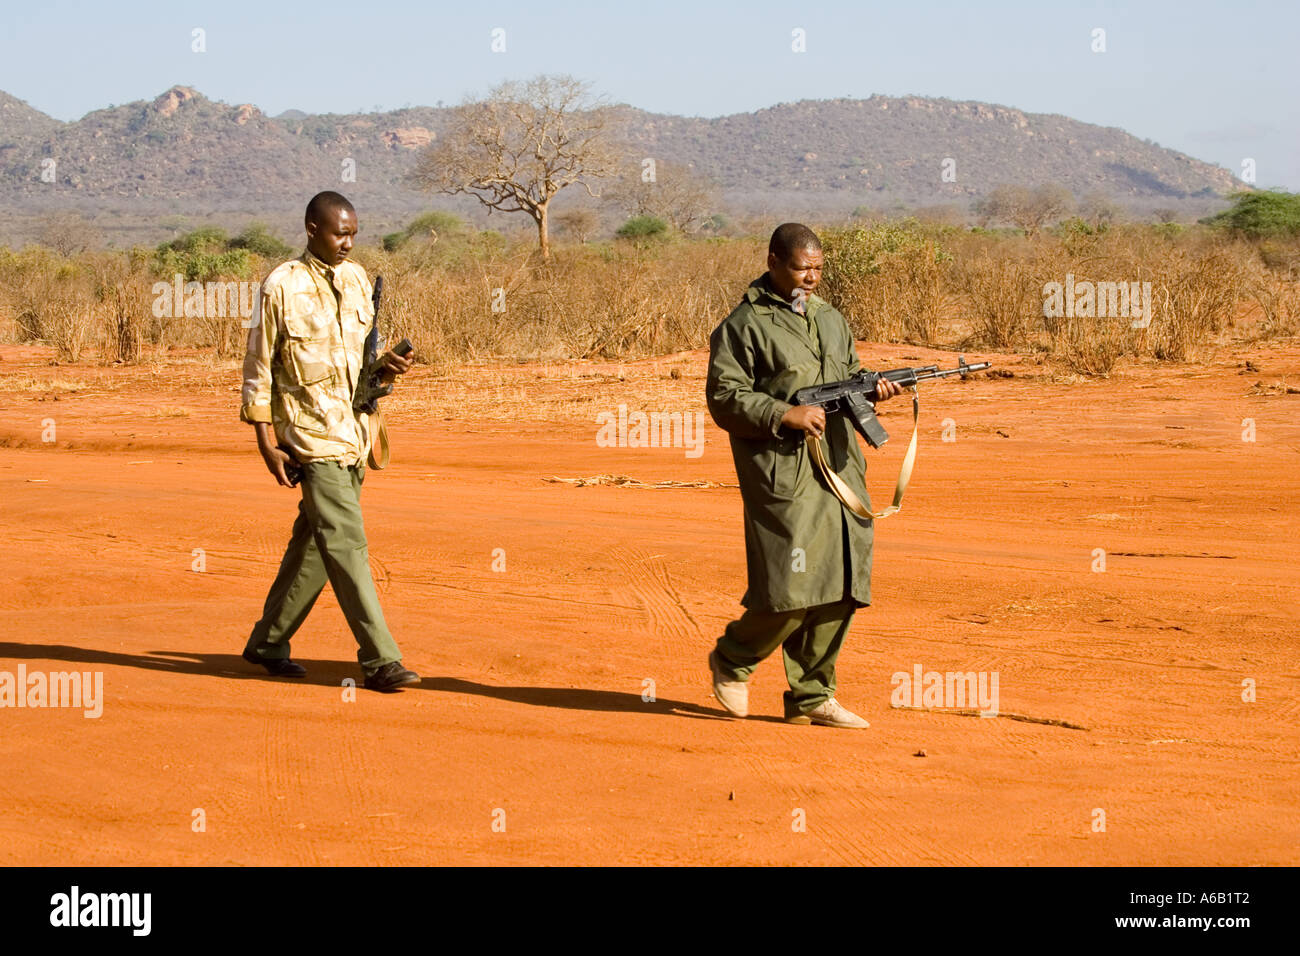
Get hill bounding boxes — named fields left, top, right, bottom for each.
left=0, top=85, right=1241, bottom=243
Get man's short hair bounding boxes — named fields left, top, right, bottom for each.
left=305, top=190, right=355, bottom=226
left=769, top=222, right=822, bottom=262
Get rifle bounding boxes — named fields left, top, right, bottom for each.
left=792, top=356, right=991, bottom=519
left=792, top=355, right=991, bottom=449
left=353, top=275, right=414, bottom=415
left=352, top=275, right=414, bottom=470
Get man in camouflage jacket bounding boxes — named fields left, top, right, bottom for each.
left=239, top=191, right=419, bottom=693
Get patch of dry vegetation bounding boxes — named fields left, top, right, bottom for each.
left=1, top=221, right=1296, bottom=380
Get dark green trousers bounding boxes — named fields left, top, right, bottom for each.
left=713, top=599, right=857, bottom=717
left=244, top=460, right=401, bottom=676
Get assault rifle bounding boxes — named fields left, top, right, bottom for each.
left=353, top=275, right=414, bottom=415
left=792, top=356, right=991, bottom=448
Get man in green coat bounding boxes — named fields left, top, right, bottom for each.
left=706, top=223, right=902, bottom=728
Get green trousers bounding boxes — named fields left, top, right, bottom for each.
left=713, top=599, right=857, bottom=717
left=244, top=460, right=401, bottom=676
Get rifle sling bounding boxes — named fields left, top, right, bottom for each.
left=366, top=408, right=392, bottom=471
left=805, top=387, right=919, bottom=520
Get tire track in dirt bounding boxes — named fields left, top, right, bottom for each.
left=1269, top=694, right=1300, bottom=720
left=260, top=704, right=323, bottom=865
left=798, top=733, right=986, bottom=865
left=368, top=554, right=391, bottom=595
left=331, top=700, right=404, bottom=863
left=614, top=544, right=938, bottom=866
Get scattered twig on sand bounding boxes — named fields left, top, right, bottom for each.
left=1248, top=379, right=1300, bottom=395
left=541, top=474, right=737, bottom=489
left=894, top=705, right=1089, bottom=731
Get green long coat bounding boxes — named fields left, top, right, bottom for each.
left=706, top=274, right=875, bottom=613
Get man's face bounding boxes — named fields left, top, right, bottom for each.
left=306, top=205, right=357, bottom=265
left=767, top=245, right=823, bottom=300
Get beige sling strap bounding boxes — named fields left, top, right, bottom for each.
left=366, top=408, right=391, bottom=470
left=805, top=388, right=919, bottom=520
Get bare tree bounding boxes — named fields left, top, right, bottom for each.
left=38, top=211, right=101, bottom=256
left=602, top=159, right=717, bottom=233
left=555, top=207, right=600, bottom=244
left=974, top=184, right=1075, bottom=238
left=410, top=75, right=621, bottom=259
left=1080, top=192, right=1121, bottom=230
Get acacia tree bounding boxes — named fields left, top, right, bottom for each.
left=974, top=184, right=1075, bottom=238
left=555, top=207, right=600, bottom=244
left=602, top=159, right=717, bottom=233
left=410, top=75, right=620, bottom=259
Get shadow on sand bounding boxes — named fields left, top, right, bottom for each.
left=0, top=642, right=750, bottom=721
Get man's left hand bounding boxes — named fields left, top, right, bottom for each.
left=379, top=348, right=413, bottom=382
left=875, top=377, right=903, bottom=401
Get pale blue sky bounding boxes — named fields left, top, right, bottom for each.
left=3, top=0, right=1296, bottom=188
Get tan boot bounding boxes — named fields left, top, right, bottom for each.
left=708, top=650, right=748, bottom=718
left=788, top=698, right=870, bottom=729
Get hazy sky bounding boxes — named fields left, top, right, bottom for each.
left=3, top=0, right=1296, bottom=189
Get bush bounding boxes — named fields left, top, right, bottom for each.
left=957, top=252, right=1040, bottom=349
left=383, top=211, right=466, bottom=251
left=615, top=216, right=668, bottom=240
left=157, top=227, right=229, bottom=257
left=229, top=223, right=293, bottom=259
left=1202, top=190, right=1300, bottom=239
left=820, top=219, right=952, bottom=343
left=2, top=221, right=1295, bottom=368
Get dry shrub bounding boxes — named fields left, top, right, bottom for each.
left=1256, top=239, right=1300, bottom=279
left=353, top=236, right=762, bottom=362
left=956, top=252, right=1040, bottom=348
left=37, top=284, right=93, bottom=362
left=820, top=222, right=951, bottom=344
left=951, top=227, right=1264, bottom=371
left=0, top=249, right=99, bottom=361
left=90, top=250, right=152, bottom=364
left=894, top=240, right=951, bottom=344
left=1032, top=237, right=1137, bottom=374
left=1247, top=272, right=1300, bottom=338
left=1243, top=239, right=1300, bottom=339
left=1050, top=317, right=1130, bottom=376
left=0, top=222, right=1293, bottom=371
left=1148, top=245, right=1248, bottom=361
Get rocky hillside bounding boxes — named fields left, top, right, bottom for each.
left=0, top=85, right=1241, bottom=240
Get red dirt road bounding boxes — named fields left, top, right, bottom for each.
left=1, top=343, right=1297, bottom=865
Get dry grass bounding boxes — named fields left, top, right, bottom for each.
left=0, top=374, right=92, bottom=393
left=1, top=226, right=1297, bottom=379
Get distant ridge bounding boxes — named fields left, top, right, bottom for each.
left=0, top=85, right=1240, bottom=234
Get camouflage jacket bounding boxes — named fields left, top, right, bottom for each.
left=240, top=250, right=374, bottom=465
